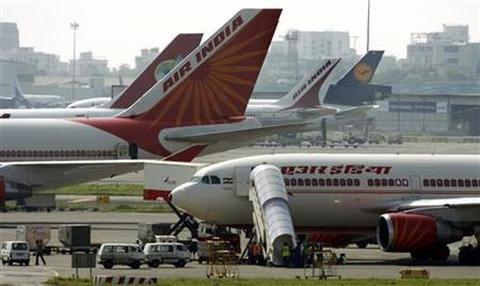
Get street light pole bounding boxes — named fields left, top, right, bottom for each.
left=70, top=22, right=79, bottom=101
left=366, top=0, right=371, bottom=52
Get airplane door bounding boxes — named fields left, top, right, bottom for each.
left=234, top=167, right=251, bottom=197
left=410, top=175, right=422, bottom=199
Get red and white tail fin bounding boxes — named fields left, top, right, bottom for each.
left=276, top=58, right=341, bottom=109
left=120, top=9, right=282, bottom=127
left=105, top=34, right=202, bottom=109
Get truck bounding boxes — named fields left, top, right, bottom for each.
left=58, top=224, right=97, bottom=253
left=137, top=223, right=173, bottom=244
left=20, top=194, right=56, bottom=212
left=16, top=225, right=51, bottom=254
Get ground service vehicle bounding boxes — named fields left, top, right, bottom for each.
left=1, top=241, right=30, bottom=266
left=144, top=242, right=190, bottom=268
left=97, top=243, right=145, bottom=269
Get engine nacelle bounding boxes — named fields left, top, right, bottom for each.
left=377, top=213, right=463, bottom=252
left=0, top=176, right=33, bottom=203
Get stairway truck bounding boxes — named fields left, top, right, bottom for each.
left=16, top=225, right=51, bottom=253
left=137, top=223, right=173, bottom=243
left=58, top=224, right=93, bottom=253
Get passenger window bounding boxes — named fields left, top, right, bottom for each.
left=368, top=179, right=373, bottom=187
left=472, top=180, right=478, bottom=187
left=201, top=176, right=210, bottom=184
left=340, top=179, right=345, bottom=186
left=346, top=179, right=353, bottom=186
left=354, top=179, right=360, bottom=186
left=465, top=179, right=471, bottom=187
left=312, top=179, right=318, bottom=186
left=388, top=179, right=395, bottom=187
left=305, top=178, right=311, bottom=186
left=458, top=179, right=464, bottom=187
left=326, top=179, right=332, bottom=186
left=444, top=179, right=450, bottom=187
left=284, top=178, right=290, bottom=186
left=374, top=179, right=380, bottom=187
left=298, top=179, right=304, bottom=186
left=381, top=179, right=388, bottom=187
left=210, top=176, right=221, bottom=184
left=451, top=179, right=457, bottom=187
left=129, top=246, right=141, bottom=253
left=290, top=179, right=297, bottom=186
left=319, top=179, right=325, bottom=186
left=430, top=179, right=436, bottom=187
left=437, top=179, right=443, bottom=187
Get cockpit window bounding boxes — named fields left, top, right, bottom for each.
left=201, top=176, right=210, bottom=184
left=210, top=176, right=221, bottom=184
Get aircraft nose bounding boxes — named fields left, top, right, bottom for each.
left=170, top=183, right=191, bottom=210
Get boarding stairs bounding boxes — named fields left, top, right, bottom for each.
left=249, top=164, right=296, bottom=266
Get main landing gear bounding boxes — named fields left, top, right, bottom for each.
left=458, top=235, right=480, bottom=266
left=410, top=244, right=450, bottom=262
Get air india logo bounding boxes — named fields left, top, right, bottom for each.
left=154, top=56, right=183, bottom=81
left=353, top=63, right=373, bottom=83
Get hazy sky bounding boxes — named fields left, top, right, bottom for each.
left=2, top=0, right=479, bottom=68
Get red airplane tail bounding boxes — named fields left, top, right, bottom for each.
left=106, top=34, right=202, bottom=109
left=121, top=9, right=281, bottom=127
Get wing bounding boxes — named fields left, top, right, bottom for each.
left=395, top=197, right=480, bottom=226
left=0, top=159, right=200, bottom=191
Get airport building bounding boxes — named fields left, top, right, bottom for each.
left=407, top=25, right=480, bottom=78
left=71, top=52, right=108, bottom=76
left=373, top=93, right=480, bottom=136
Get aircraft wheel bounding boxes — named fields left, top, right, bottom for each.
left=410, top=249, right=431, bottom=262
left=432, top=244, right=450, bottom=261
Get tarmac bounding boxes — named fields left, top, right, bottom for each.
left=1, top=142, right=479, bottom=284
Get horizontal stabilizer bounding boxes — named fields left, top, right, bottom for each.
left=335, top=105, right=379, bottom=119
left=165, top=122, right=308, bottom=143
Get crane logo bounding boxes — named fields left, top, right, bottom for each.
left=353, top=63, right=373, bottom=83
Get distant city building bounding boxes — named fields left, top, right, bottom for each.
left=135, top=48, right=159, bottom=72
left=407, top=25, right=480, bottom=78
left=258, top=29, right=357, bottom=85
left=71, top=52, right=108, bottom=76
left=0, top=22, right=19, bottom=52
left=0, top=22, right=68, bottom=76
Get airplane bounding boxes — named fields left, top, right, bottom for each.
left=0, top=33, right=203, bottom=118
left=0, top=9, right=287, bottom=204
left=323, top=50, right=391, bottom=108
left=170, top=153, right=480, bottom=265
left=10, top=80, right=63, bottom=108
left=66, top=97, right=111, bottom=108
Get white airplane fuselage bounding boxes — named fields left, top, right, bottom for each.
left=171, top=154, right=480, bottom=232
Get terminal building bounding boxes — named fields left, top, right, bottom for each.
left=373, top=93, right=480, bottom=136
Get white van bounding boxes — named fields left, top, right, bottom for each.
left=1, top=241, right=30, bottom=266
left=97, top=243, right=145, bottom=269
left=143, top=242, right=190, bottom=268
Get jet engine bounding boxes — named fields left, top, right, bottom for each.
left=376, top=213, right=462, bottom=252
left=0, top=176, right=32, bottom=204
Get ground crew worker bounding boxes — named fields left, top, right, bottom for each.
left=35, top=240, right=46, bottom=266
left=281, top=242, right=291, bottom=267
left=252, top=243, right=262, bottom=265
